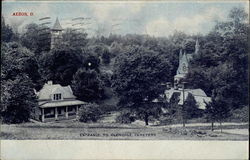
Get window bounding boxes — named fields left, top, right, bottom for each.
left=53, top=94, right=62, bottom=101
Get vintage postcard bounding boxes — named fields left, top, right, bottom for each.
left=1, top=0, right=249, bottom=159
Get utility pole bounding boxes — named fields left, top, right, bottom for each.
left=182, top=81, right=188, bottom=127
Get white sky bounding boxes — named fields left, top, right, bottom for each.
left=2, top=1, right=249, bottom=37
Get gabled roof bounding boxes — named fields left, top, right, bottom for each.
left=37, top=82, right=76, bottom=100
left=165, top=88, right=211, bottom=109
left=52, top=18, right=63, bottom=31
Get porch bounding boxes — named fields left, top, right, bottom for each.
left=40, top=105, right=81, bottom=122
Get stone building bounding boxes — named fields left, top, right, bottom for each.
left=165, top=39, right=211, bottom=110
left=174, top=39, right=200, bottom=87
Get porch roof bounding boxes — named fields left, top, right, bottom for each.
left=40, top=100, right=86, bottom=108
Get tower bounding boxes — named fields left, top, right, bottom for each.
left=51, top=18, right=63, bottom=49
left=194, top=39, right=200, bottom=55
left=179, top=49, right=183, bottom=67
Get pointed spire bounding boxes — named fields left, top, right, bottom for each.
left=179, top=49, right=183, bottom=63
left=183, top=50, right=187, bottom=61
left=52, top=17, right=63, bottom=31
left=195, top=39, right=200, bottom=55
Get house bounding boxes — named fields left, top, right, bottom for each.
left=34, top=81, right=86, bottom=122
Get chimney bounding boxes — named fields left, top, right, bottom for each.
left=47, top=81, right=53, bottom=85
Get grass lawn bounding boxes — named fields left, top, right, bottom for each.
left=1, top=120, right=248, bottom=140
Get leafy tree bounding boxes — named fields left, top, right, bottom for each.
left=1, top=75, right=37, bottom=123
left=38, top=44, right=84, bottom=86
left=101, top=49, right=111, bottom=65
left=183, top=93, right=200, bottom=120
left=20, top=23, right=51, bottom=53
left=1, top=16, right=15, bottom=42
left=205, top=92, right=231, bottom=132
left=62, top=29, right=88, bottom=49
left=168, top=92, right=200, bottom=126
left=78, top=103, right=102, bottom=122
left=72, top=68, right=104, bottom=102
left=82, top=51, right=101, bottom=72
left=88, top=43, right=107, bottom=57
left=112, top=46, right=172, bottom=125
left=187, top=7, right=248, bottom=109
left=183, top=38, right=195, bottom=54
left=229, top=106, right=249, bottom=122
left=1, top=42, right=42, bottom=89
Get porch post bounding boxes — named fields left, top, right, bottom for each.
left=76, top=105, right=79, bottom=119
left=55, top=107, right=58, bottom=120
left=41, top=108, right=45, bottom=122
left=65, top=106, right=68, bottom=119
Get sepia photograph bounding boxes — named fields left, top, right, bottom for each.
left=1, top=0, right=249, bottom=142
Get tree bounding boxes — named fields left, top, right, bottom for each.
left=1, top=16, right=15, bottom=42
left=1, top=42, right=42, bottom=90
left=183, top=93, right=200, bottom=120
left=71, top=68, right=105, bottom=103
left=38, top=44, right=84, bottom=86
left=20, top=23, right=51, bottom=53
left=112, top=46, right=172, bottom=125
left=101, top=49, right=111, bottom=65
left=62, top=29, right=88, bottom=49
left=78, top=103, right=102, bottom=122
left=205, top=92, right=231, bottom=132
left=1, top=75, right=37, bottom=123
left=187, top=7, right=248, bottom=109
left=82, top=51, right=101, bottom=72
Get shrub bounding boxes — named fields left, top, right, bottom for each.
left=228, top=106, right=249, bottom=122
left=116, top=110, right=136, bottom=124
left=100, top=104, right=117, bottom=113
left=158, top=115, right=174, bottom=125
left=79, top=103, right=102, bottom=123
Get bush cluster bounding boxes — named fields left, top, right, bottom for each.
left=115, top=111, right=136, bottom=124
left=79, top=103, right=102, bottom=123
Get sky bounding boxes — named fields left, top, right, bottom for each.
left=2, top=1, right=249, bottom=37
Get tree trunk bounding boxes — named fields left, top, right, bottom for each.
left=145, top=114, right=149, bottom=126
left=211, top=121, right=214, bottom=131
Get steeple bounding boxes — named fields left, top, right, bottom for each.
left=179, top=49, right=183, bottom=64
left=52, top=17, right=63, bottom=31
left=50, top=17, right=63, bottom=49
left=195, top=39, right=200, bottom=55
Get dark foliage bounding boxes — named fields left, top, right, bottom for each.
left=38, top=44, right=84, bottom=86
left=1, top=75, right=37, bottom=123
left=1, top=16, right=16, bottom=42
left=116, top=110, right=136, bottom=124
left=79, top=103, right=102, bottom=123
left=112, top=46, right=172, bottom=125
left=72, top=68, right=105, bottom=103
